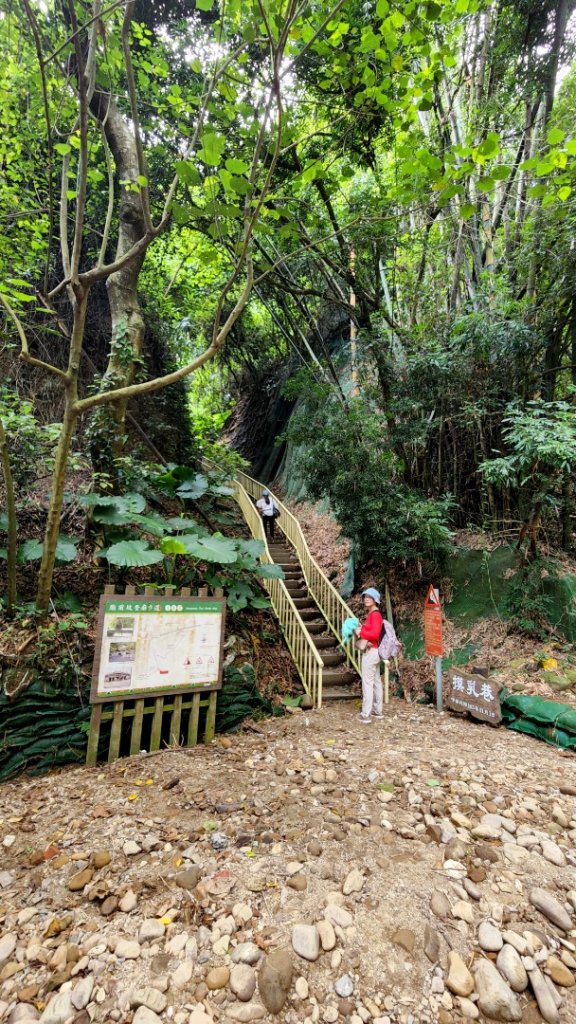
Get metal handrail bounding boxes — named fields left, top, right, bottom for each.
left=234, top=469, right=361, bottom=679
left=202, top=459, right=362, bottom=708
left=231, top=481, right=325, bottom=707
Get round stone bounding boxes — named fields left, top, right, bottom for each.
left=230, top=964, right=257, bottom=1002
left=206, top=966, right=230, bottom=990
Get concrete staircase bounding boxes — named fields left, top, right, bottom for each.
left=267, top=536, right=358, bottom=701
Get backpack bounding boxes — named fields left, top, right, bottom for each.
left=378, top=619, right=402, bottom=661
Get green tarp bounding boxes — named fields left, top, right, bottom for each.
left=501, top=693, right=576, bottom=749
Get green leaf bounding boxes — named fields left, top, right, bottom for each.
left=54, top=143, right=71, bottom=156
left=175, top=160, right=201, bottom=186
left=547, top=127, right=565, bottom=146
left=196, top=0, right=213, bottom=8
left=18, top=536, right=77, bottom=563
left=565, top=139, right=576, bottom=156
left=103, top=540, right=164, bottom=567
left=376, top=0, right=389, bottom=15
left=160, top=536, right=191, bottom=556
left=476, top=133, right=499, bottom=158
left=0, top=512, right=8, bottom=530
left=0, top=547, right=7, bottom=560
left=225, top=158, right=250, bottom=174
left=175, top=472, right=209, bottom=499
left=558, top=185, right=571, bottom=201
left=256, top=563, right=285, bottom=579
left=198, top=131, right=226, bottom=166
left=460, top=202, right=475, bottom=221
left=165, top=516, right=202, bottom=531
left=136, top=175, right=148, bottom=187
left=476, top=176, right=495, bottom=193
left=179, top=534, right=240, bottom=564
left=282, top=695, right=303, bottom=707
left=425, top=778, right=442, bottom=787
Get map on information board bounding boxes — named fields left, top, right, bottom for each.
left=91, top=595, right=226, bottom=702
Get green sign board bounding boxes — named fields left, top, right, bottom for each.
left=91, top=594, right=226, bottom=703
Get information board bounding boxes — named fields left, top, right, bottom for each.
left=424, top=584, right=443, bottom=657
left=446, top=669, right=502, bottom=725
left=91, top=595, right=226, bottom=703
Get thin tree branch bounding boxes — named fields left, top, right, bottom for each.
left=0, top=293, right=68, bottom=381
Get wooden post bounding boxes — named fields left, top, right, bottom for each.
left=204, top=690, right=217, bottom=743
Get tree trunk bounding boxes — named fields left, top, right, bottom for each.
left=35, top=401, right=79, bottom=616
left=0, top=416, right=18, bottom=613
left=89, top=93, right=147, bottom=470
left=35, top=292, right=88, bottom=616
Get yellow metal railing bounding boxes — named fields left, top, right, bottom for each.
left=202, top=458, right=372, bottom=709
left=231, top=481, right=325, bottom=707
left=234, top=469, right=361, bottom=680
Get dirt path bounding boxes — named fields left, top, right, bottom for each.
left=1, top=701, right=575, bottom=1024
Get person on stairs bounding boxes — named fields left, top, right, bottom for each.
left=256, top=489, right=279, bottom=541
left=355, top=587, right=384, bottom=724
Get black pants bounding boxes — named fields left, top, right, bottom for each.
left=263, top=515, right=275, bottom=541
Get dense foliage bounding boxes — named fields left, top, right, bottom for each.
left=1, top=0, right=576, bottom=615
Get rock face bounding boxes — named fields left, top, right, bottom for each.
left=258, top=948, right=293, bottom=1013
left=474, top=958, right=522, bottom=1022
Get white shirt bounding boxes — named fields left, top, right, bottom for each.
left=256, top=496, right=277, bottom=517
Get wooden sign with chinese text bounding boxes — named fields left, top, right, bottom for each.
left=446, top=669, right=502, bottom=725
left=424, top=585, right=443, bottom=657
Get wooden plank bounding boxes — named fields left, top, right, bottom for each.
left=170, top=694, right=182, bottom=747
left=130, top=699, right=145, bottom=755
left=86, top=704, right=102, bottom=766
left=187, top=692, right=201, bottom=747
left=108, top=701, right=124, bottom=762
left=150, top=697, right=164, bottom=751
left=204, top=690, right=217, bottom=743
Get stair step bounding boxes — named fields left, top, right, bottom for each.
left=313, top=637, right=338, bottom=650
left=322, top=669, right=357, bottom=686
left=322, top=688, right=357, bottom=701
left=286, top=588, right=307, bottom=599
left=321, top=652, right=347, bottom=667
left=275, top=561, right=299, bottom=570
left=299, top=608, right=320, bottom=621
left=293, top=597, right=315, bottom=609
left=305, top=621, right=328, bottom=635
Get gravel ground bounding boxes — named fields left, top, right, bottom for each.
left=1, top=700, right=576, bottom=1024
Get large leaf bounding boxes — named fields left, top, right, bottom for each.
left=176, top=473, right=209, bottom=499
left=103, top=540, right=164, bottom=567
left=18, top=536, right=78, bottom=564
left=165, top=516, right=203, bottom=531
left=127, top=513, right=167, bottom=538
left=160, top=535, right=192, bottom=556
left=179, top=534, right=240, bottom=564
left=0, top=512, right=9, bottom=531
left=256, top=563, right=285, bottom=579
left=238, top=539, right=265, bottom=558
left=82, top=492, right=146, bottom=514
